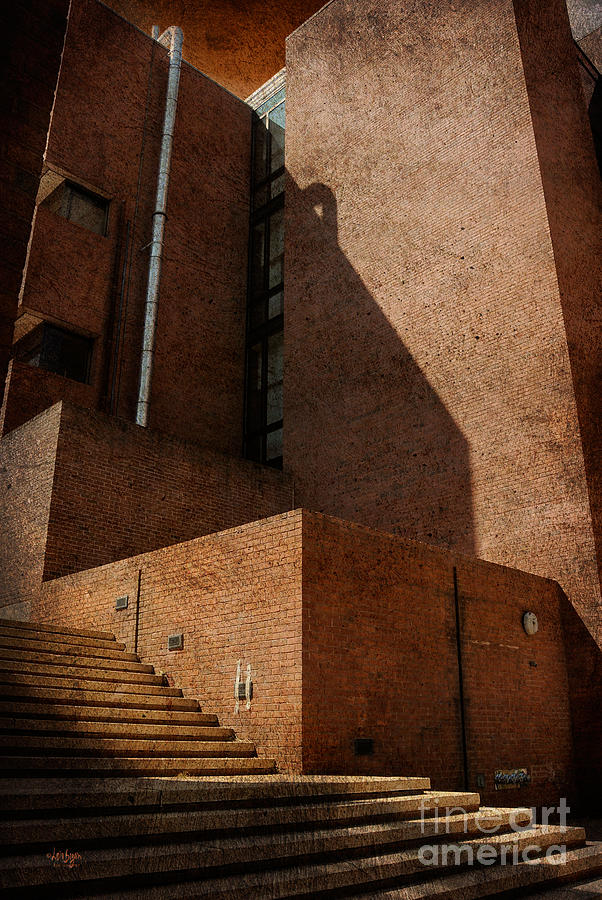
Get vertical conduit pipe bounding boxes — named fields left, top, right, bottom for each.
left=136, top=25, right=183, bottom=427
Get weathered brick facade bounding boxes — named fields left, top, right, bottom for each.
left=32, top=509, right=577, bottom=808
left=0, top=402, right=293, bottom=615
left=284, top=0, right=602, bottom=646
left=1, top=0, right=601, bottom=812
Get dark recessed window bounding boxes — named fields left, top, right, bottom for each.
left=41, top=178, right=109, bottom=236
left=244, top=83, right=285, bottom=469
left=17, top=323, right=93, bottom=384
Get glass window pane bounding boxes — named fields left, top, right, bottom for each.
left=246, top=343, right=262, bottom=431
left=269, top=102, right=285, bottom=173
left=266, top=427, right=283, bottom=462
left=268, top=207, right=284, bottom=289
left=251, top=221, right=266, bottom=292
left=253, top=116, right=268, bottom=183
left=266, top=331, right=283, bottom=426
left=270, top=173, right=285, bottom=198
left=268, top=291, right=283, bottom=320
left=68, top=187, right=107, bottom=235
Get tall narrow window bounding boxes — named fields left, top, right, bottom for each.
left=244, top=76, right=285, bottom=468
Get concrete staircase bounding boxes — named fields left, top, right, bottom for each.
left=1, top=618, right=601, bottom=898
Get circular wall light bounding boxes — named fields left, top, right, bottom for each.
left=522, top=611, right=539, bottom=635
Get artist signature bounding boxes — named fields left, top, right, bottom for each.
left=46, top=848, right=83, bottom=869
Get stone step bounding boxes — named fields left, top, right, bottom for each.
left=0, top=671, right=182, bottom=697
left=0, top=793, right=490, bottom=846
left=0, top=684, right=199, bottom=711
left=0, top=734, right=255, bottom=758
left=0, top=618, right=115, bottom=642
left=0, top=659, right=165, bottom=685
left=0, top=622, right=122, bottom=651
left=0, top=718, right=233, bottom=742
left=0, top=701, right=218, bottom=726
left=0, top=635, right=138, bottom=662
left=0, top=824, right=583, bottom=892
left=357, top=843, right=602, bottom=898
left=0, top=775, right=432, bottom=812
left=0, top=646, right=154, bottom=673
left=0, top=755, right=277, bottom=778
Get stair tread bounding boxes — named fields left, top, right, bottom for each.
left=0, top=718, right=232, bottom=740
left=0, top=660, right=164, bottom=684
left=0, top=825, right=586, bottom=890
left=0, top=775, right=434, bottom=810
left=0, top=672, right=181, bottom=696
left=0, top=685, right=198, bottom=710
left=0, top=735, right=253, bottom=756
left=0, top=624, right=122, bottom=651
left=0, top=701, right=218, bottom=725
left=0, top=636, right=138, bottom=661
left=0, top=647, right=153, bottom=673
left=0, top=618, right=116, bottom=641
left=0, top=804, right=524, bottom=846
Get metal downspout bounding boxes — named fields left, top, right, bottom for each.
left=136, top=25, right=183, bottom=427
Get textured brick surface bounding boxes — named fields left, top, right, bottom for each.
left=0, top=0, right=69, bottom=408
left=10, top=0, right=252, bottom=453
left=301, top=511, right=574, bottom=808
left=0, top=401, right=293, bottom=612
left=34, top=511, right=304, bottom=769
left=284, top=0, right=602, bottom=646
left=33, top=509, right=576, bottom=806
left=0, top=404, right=62, bottom=614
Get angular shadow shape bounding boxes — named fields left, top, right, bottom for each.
left=285, top=179, right=475, bottom=554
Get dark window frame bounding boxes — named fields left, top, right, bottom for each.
left=243, top=92, right=285, bottom=469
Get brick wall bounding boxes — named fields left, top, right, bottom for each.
left=0, top=0, right=69, bottom=408
left=0, top=401, right=293, bottom=613
left=301, top=512, right=574, bottom=809
left=34, top=511, right=304, bottom=769
left=0, top=361, right=96, bottom=437
left=43, top=402, right=293, bottom=580
left=10, top=0, right=252, bottom=454
left=0, top=404, right=62, bottom=616
left=284, top=0, right=602, bottom=646
left=33, top=508, right=577, bottom=807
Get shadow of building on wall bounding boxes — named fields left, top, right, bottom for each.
left=285, top=179, right=475, bottom=556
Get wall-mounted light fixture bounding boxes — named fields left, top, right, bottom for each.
left=522, top=611, right=538, bottom=635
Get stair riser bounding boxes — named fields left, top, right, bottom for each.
left=0, top=807, right=522, bottom=848
left=0, top=757, right=276, bottom=777
left=0, top=618, right=114, bottom=642
left=0, top=626, right=121, bottom=652
left=0, top=737, right=252, bottom=757
left=0, top=637, right=138, bottom=662
left=0, top=661, right=164, bottom=686
left=0, top=719, right=232, bottom=741
left=0, top=687, right=198, bottom=711
left=0, top=648, right=153, bottom=673
left=0, top=703, right=217, bottom=725
left=0, top=673, right=181, bottom=697
left=0, top=827, right=584, bottom=891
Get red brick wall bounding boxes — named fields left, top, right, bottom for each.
left=33, top=507, right=576, bottom=806
left=42, top=402, right=293, bottom=580
left=301, top=512, right=574, bottom=809
left=33, top=511, right=304, bottom=769
left=512, top=0, right=602, bottom=642
left=0, top=361, right=96, bottom=437
left=0, top=404, right=62, bottom=616
left=11, top=0, right=252, bottom=453
left=0, top=0, right=69, bottom=409
left=284, top=0, right=602, bottom=646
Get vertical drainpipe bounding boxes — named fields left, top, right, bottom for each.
left=136, top=25, right=183, bottom=427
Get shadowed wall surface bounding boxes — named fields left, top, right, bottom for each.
left=284, top=0, right=602, bottom=646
